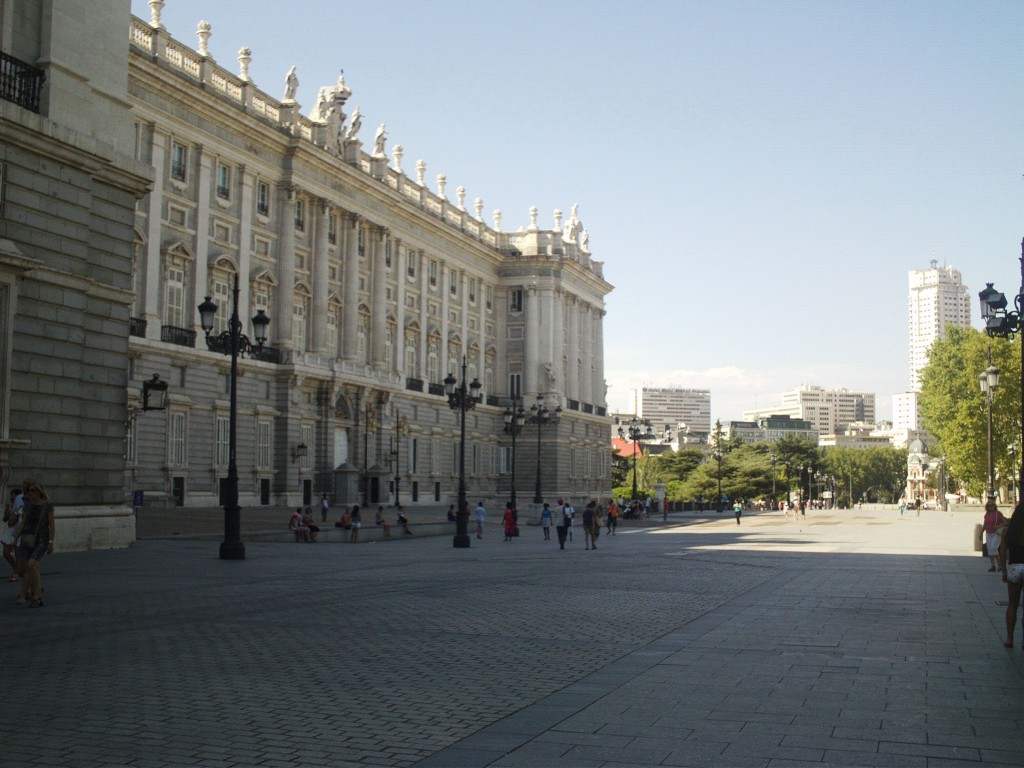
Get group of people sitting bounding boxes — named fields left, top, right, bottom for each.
left=289, top=504, right=412, bottom=542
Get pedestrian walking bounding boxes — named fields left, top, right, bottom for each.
left=2, top=488, right=21, bottom=581
left=564, top=499, right=574, bottom=541
left=539, top=502, right=553, bottom=540
left=502, top=502, right=516, bottom=542
left=14, top=482, right=54, bottom=607
left=474, top=501, right=485, bottom=539
left=606, top=500, right=619, bottom=535
left=350, top=504, right=362, bottom=543
left=734, top=500, right=742, bottom=525
left=583, top=500, right=597, bottom=550
left=320, top=493, right=330, bottom=522
left=998, top=503, right=1024, bottom=647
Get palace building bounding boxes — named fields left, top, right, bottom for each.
left=0, top=3, right=612, bottom=549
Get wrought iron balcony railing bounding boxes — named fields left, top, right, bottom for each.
left=0, top=51, right=45, bottom=113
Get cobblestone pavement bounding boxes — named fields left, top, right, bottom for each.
left=3, top=509, right=1021, bottom=767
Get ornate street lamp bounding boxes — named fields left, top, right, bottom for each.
left=617, top=416, right=651, bottom=505
left=531, top=394, right=562, bottom=504
left=361, top=402, right=378, bottom=506
left=770, top=453, right=777, bottom=503
left=979, top=242, right=1024, bottom=495
left=714, top=446, right=724, bottom=513
left=141, top=373, right=169, bottom=411
left=444, top=356, right=481, bottom=548
left=502, top=396, right=526, bottom=508
left=979, top=351, right=1000, bottom=501
left=197, top=273, right=270, bottom=560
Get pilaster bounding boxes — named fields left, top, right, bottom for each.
left=341, top=214, right=361, bottom=360
left=276, top=185, right=297, bottom=350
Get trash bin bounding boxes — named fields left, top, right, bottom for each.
left=974, top=523, right=984, bottom=553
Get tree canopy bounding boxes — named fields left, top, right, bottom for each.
left=918, top=326, right=1020, bottom=499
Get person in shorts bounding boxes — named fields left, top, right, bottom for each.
left=998, top=503, right=1024, bottom=647
left=984, top=499, right=1008, bottom=572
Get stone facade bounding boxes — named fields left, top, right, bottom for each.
left=122, top=10, right=612, bottom=516
left=0, top=0, right=152, bottom=550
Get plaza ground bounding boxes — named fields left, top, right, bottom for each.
left=3, top=506, right=1021, bottom=767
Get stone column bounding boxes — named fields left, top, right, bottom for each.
left=593, top=309, right=606, bottom=406
left=370, top=226, right=388, bottom=368
left=580, top=303, right=593, bottom=406
left=440, top=264, right=451, bottom=371
left=394, top=239, right=406, bottom=377
left=237, top=169, right=254, bottom=314
left=525, top=284, right=540, bottom=397
left=311, top=200, right=330, bottom=353
left=143, top=128, right=164, bottom=338
left=341, top=214, right=361, bottom=360
left=192, top=147, right=212, bottom=325
left=552, top=290, right=565, bottom=394
left=418, top=250, right=428, bottom=380
left=276, top=186, right=297, bottom=350
left=566, top=296, right=580, bottom=403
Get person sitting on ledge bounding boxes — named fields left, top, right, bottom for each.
left=335, top=507, right=353, bottom=541
left=289, top=507, right=310, bottom=542
left=397, top=506, right=412, bottom=535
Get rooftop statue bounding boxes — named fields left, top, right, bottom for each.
left=283, top=65, right=298, bottom=102
left=373, top=123, right=387, bottom=157
left=345, top=105, right=362, bottom=143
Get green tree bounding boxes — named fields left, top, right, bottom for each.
left=919, top=327, right=1020, bottom=499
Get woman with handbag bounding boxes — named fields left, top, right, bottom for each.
left=14, top=483, right=54, bottom=607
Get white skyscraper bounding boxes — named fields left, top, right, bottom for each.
left=640, top=388, right=711, bottom=434
left=907, top=260, right=972, bottom=391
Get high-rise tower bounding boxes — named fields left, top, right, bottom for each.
left=907, top=260, right=971, bottom=391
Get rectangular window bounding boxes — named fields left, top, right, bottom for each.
left=407, top=251, right=419, bottom=278
left=126, top=414, right=137, bottom=466
left=485, top=287, right=493, bottom=311
left=171, top=142, right=187, bottom=182
left=509, top=373, right=522, bottom=399
left=212, top=278, right=230, bottom=334
left=449, top=271, right=458, bottom=296
left=257, top=421, right=272, bottom=469
left=164, top=267, right=185, bottom=327
left=256, top=182, right=270, bottom=216
left=472, top=443, right=481, bottom=475
left=428, top=259, right=438, bottom=287
left=510, top=289, right=523, bottom=312
left=216, top=163, right=231, bottom=200
left=431, top=438, right=439, bottom=474
left=300, top=424, right=314, bottom=471
left=327, top=212, right=336, bottom=244
left=294, top=199, right=305, bottom=231
left=168, top=411, right=187, bottom=466
left=293, top=301, right=306, bottom=352
left=326, top=311, right=338, bottom=358
left=215, top=417, right=230, bottom=466
left=468, top=278, right=476, bottom=304
left=409, top=437, right=418, bottom=473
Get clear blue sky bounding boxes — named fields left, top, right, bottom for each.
left=132, top=0, right=1024, bottom=423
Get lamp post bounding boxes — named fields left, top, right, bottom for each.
left=979, top=349, right=1000, bottom=501
left=444, top=356, right=481, bottom=548
left=979, top=241, right=1024, bottom=497
left=391, top=412, right=407, bottom=508
left=784, top=461, right=791, bottom=506
left=197, top=273, right=270, bottom=561
left=531, top=394, right=562, bottom=504
left=361, top=402, right=378, bottom=507
left=617, top=416, right=651, bottom=505
left=714, top=446, right=724, bottom=513
left=770, top=453, right=777, bottom=504
left=502, top=396, right=526, bottom=508
left=1011, top=445, right=1018, bottom=504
